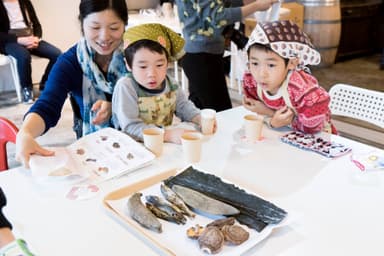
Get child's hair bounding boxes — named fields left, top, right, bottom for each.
left=248, top=43, right=289, bottom=66
left=124, top=39, right=169, bottom=68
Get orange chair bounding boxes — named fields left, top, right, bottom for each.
left=0, top=117, right=19, bottom=171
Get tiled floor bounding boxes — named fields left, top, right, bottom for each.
left=1, top=54, right=383, bottom=168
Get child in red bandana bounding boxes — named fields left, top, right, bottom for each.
left=242, top=20, right=337, bottom=134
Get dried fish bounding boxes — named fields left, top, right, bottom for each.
left=127, top=193, right=162, bottom=233
left=171, top=185, right=240, bottom=216
left=160, top=184, right=195, bottom=218
left=146, top=203, right=184, bottom=225
left=145, top=195, right=187, bottom=225
left=198, top=226, right=225, bottom=254
left=164, top=166, right=287, bottom=231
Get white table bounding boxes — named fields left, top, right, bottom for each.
left=1, top=106, right=384, bottom=255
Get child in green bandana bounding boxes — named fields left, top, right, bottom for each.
left=112, top=23, right=215, bottom=144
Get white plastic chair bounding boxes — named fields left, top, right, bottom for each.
left=0, top=55, right=22, bottom=102
left=329, top=83, right=384, bottom=129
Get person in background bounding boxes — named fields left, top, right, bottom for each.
left=0, top=188, right=35, bottom=256
left=174, top=0, right=278, bottom=112
left=15, top=0, right=128, bottom=168
left=242, top=20, right=337, bottom=134
left=113, top=23, right=206, bottom=144
left=0, top=0, right=62, bottom=104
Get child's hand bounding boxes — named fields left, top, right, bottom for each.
left=243, top=96, right=260, bottom=112
left=270, top=106, right=295, bottom=128
left=243, top=96, right=275, bottom=116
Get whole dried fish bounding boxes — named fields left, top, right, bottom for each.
left=127, top=193, right=162, bottom=233
left=146, top=203, right=184, bottom=225
left=171, top=185, right=240, bottom=216
left=160, top=184, right=196, bottom=218
left=145, top=195, right=187, bottom=225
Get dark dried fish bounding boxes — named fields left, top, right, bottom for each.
left=164, top=166, right=287, bottom=231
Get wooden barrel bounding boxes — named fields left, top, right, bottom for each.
left=300, top=0, right=341, bottom=67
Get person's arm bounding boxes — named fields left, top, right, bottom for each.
left=16, top=113, right=55, bottom=168
left=291, top=87, right=332, bottom=134
left=241, top=0, right=279, bottom=18
left=16, top=46, right=82, bottom=168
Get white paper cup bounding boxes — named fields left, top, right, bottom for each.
left=201, top=108, right=216, bottom=135
left=181, top=131, right=203, bottom=163
left=244, top=114, right=264, bottom=142
left=143, top=127, right=164, bottom=157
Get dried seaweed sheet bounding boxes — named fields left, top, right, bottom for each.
left=164, top=166, right=287, bottom=231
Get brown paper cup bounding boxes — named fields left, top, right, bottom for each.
left=181, top=131, right=203, bottom=163
left=143, top=127, right=164, bottom=157
left=244, top=114, right=264, bottom=142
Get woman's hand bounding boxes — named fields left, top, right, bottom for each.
left=17, top=36, right=39, bottom=49
left=270, top=106, right=295, bottom=128
left=91, top=100, right=111, bottom=125
left=15, top=131, right=54, bottom=169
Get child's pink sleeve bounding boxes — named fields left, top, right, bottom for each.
left=292, top=88, right=332, bottom=134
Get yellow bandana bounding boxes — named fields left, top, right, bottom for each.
left=124, top=23, right=185, bottom=61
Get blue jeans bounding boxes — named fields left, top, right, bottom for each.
left=4, top=40, right=62, bottom=89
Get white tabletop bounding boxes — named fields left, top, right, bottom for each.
left=1, top=106, right=384, bottom=256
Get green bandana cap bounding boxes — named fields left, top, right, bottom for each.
left=124, top=23, right=185, bottom=61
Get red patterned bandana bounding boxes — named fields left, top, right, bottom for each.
left=246, top=20, right=321, bottom=68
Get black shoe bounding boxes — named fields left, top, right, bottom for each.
left=22, top=87, right=34, bottom=104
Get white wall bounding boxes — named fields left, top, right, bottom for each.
left=29, top=0, right=81, bottom=83
left=33, top=0, right=81, bottom=51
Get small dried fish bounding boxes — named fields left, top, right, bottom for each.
left=146, top=203, right=184, bottom=225
left=127, top=193, right=162, bottom=233
left=145, top=195, right=187, bottom=224
left=171, top=185, right=240, bottom=216
left=160, top=184, right=195, bottom=218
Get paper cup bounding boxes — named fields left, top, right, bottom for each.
left=181, top=131, right=203, bottom=163
left=143, top=127, right=164, bottom=157
left=244, top=114, right=264, bottom=142
left=201, top=108, right=216, bottom=135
